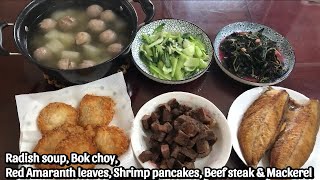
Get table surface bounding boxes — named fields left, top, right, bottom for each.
left=1, top=0, right=319, bottom=176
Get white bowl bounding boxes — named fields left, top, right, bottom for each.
left=131, top=92, right=232, bottom=169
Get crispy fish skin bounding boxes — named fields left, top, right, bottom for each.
left=270, top=99, right=320, bottom=168
left=37, top=102, right=78, bottom=134
left=238, top=89, right=289, bottom=167
left=78, top=94, right=115, bottom=127
left=95, top=125, right=129, bottom=156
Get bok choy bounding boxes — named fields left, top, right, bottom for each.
left=139, top=23, right=210, bottom=81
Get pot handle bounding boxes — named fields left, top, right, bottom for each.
left=132, top=0, right=155, bottom=27
left=0, top=22, right=21, bottom=56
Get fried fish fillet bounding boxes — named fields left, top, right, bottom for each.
left=270, top=99, right=320, bottom=168
left=238, top=88, right=289, bottom=167
left=37, top=102, right=78, bottom=134
left=78, top=95, right=115, bottom=127
left=55, top=133, right=98, bottom=169
left=33, top=128, right=69, bottom=169
left=95, top=125, right=129, bottom=156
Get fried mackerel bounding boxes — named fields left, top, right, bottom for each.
left=37, top=102, right=78, bottom=134
left=94, top=125, right=129, bottom=156
left=238, top=88, right=289, bottom=167
left=78, top=94, right=115, bottom=127
left=270, top=99, right=320, bottom=168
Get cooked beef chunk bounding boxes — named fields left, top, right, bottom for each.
left=152, top=151, right=160, bottom=162
left=179, top=104, right=192, bottom=113
left=183, top=161, right=195, bottom=169
left=180, top=147, right=198, bottom=160
left=174, top=130, right=189, bottom=146
left=150, top=121, right=160, bottom=132
left=206, top=130, right=217, bottom=141
left=142, top=115, right=151, bottom=130
left=149, top=139, right=161, bottom=153
left=159, top=160, right=168, bottom=169
left=176, top=153, right=186, bottom=163
left=198, top=146, right=212, bottom=158
left=168, top=99, right=179, bottom=108
left=151, top=112, right=160, bottom=122
left=162, top=108, right=172, bottom=122
left=171, top=108, right=183, bottom=118
left=173, top=160, right=184, bottom=169
left=161, top=144, right=170, bottom=159
left=180, top=121, right=199, bottom=137
left=158, top=122, right=173, bottom=133
left=208, top=139, right=217, bottom=146
left=171, top=145, right=181, bottom=158
left=138, top=150, right=153, bottom=163
left=151, top=132, right=166, bottom=142
left=165, top=131, right=175, bottom=144
left=166, top=158, right=176, bottom=169
left=196, top=139, right=210, bottom=154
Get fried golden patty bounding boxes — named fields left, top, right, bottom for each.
left=95, top=126, right=129, bottom=156
left=37, top=102, right=78, bottom=134
left=55, top=134, right=98, bottom=169
left=78, top=95, right=115, bottom=127
left=33, top=128, right=69, bottom=169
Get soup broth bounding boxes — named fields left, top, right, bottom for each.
left=28, top=5, right=130, bottom=70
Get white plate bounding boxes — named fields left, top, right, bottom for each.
left=131, top=92, right=232, bottom=169
left=228, top=86, right=320, bottom=177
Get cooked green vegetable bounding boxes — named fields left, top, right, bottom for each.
left=139, top=23, right=209, bottom=80
left=220, top=29, right=285, bottom=83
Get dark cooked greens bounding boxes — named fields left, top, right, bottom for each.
left=220, top=29, right=285, bottom=83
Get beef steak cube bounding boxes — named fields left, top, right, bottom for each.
left=151, top=132, right=166, bottom=142
left=158, top=122, right=173, bottom=133
left=151, top=112, right=160, bottom=122
left=159, top=160, right=168, bottom=169
left=149, top=138, right=161, bottom=152
left=183, top=161, right=195, bottom=169
left=150, top=121, right=160, bottom=132
left=141, top=115, right=151, bottom=130
left=168, top=99, right=179, bottom=108
left=198, top=146, right=212, bottom=158
left=179, top=104, right=192, bottom=113
left=174, top=130, right=189, bottom=146
left=176, top=153, right=186, bottom=163
left=206, top=130, right=217, bottom=141
left=152, top=152, right=161, bottom=162
left=166, top=158, right=176, bottom=169
left=173, top=160, right=183, bottom=169
left=138, top=150, right=153, bottom=163
left=171, top=108, right=183, bottom=118
left=180, top=121, right=199, bottom=137
left=180, top=147, right=198, bottom=160
left=161, top=144, right=170, bottom=159
left=170, top=145, right=181, bottom=158
left=208, top=139, right=217, bottom=146
left=165, top=131, right=175, bottom=144
left=196, top=139, right=210, bottom=154
left=162, top=108, right=172, bottom=122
